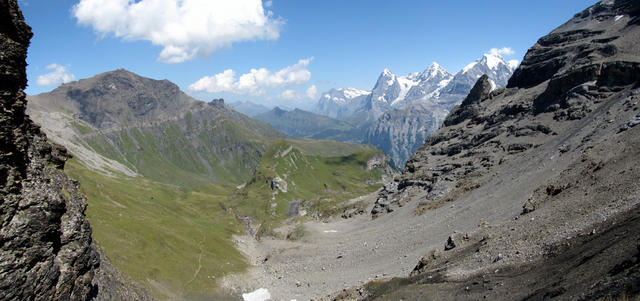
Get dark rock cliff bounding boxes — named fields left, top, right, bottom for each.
left=0, top=1, right=151, bottom=300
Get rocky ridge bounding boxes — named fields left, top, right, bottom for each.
left=357, top=0, right=640, bottom=299
left=0, top=1, right=151, bottom=300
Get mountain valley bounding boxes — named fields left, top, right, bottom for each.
left=2, top=0, right=640, bottom=300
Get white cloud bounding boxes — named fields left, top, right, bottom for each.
left=187, top=69, right=236, bottom=93
left=489, top=47, right=515, bottom=57
left=189, top=57, right=313, bottom=95
left=305, top=85, right=317, bottom=99
left=280, top=89, right=297, bottom=100
left=264, top=0, right=272, bottom=8
left=73, top=0, right=283, bottom=63
left=36, top=64, right=76, bottom=86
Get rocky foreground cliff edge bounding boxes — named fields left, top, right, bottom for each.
left=0, top=1, right=151, bottom=300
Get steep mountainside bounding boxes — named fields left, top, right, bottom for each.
left=28, top=70, right=284, bottom=186
left=0, top=1, right=150, bottom=300
left=365, top=102, right=449, bottom=168
left=255, top=107, right=362, bottom=141
left=356, top=1, right=640, bottom=299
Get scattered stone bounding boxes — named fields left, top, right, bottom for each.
left=445, top=236, right=456, bottom=251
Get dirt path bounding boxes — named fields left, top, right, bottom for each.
left=181, top=231, right=205, bottom=297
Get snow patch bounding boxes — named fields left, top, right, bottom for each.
left=392, top=75, right=420, bottom=106
left=615, top=15, right=624, bottom=21
left=483, top=53, right=503, bottom=70
left=462, top=62, right=477, bottom=73
left=324, top=230, right=338, bottom=233
left=242, top=288, right=271, bottom=301
left=341, top=88, right=371, bottom=98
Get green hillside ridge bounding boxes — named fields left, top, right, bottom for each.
left=230, top=140, right=387, bottom=236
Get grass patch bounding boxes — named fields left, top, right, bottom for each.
left=65, top=159, right=246, bottom=299
left=71, top=121, right=94, bottom=134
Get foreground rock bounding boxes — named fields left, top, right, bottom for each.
left=0, top=1, right=151, bottom=299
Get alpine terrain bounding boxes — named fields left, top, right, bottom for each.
left=219, top=1, right=640, bottom=300
left=25, top=48, right=390, bottom=299
left=3, top=0, right=640, bottom=300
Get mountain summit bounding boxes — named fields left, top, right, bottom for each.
left=28, top=69, right=284, bottom=185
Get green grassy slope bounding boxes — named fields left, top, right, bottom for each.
left=65, top=159, right=245, bottom=299
left=78, top=115, right=268, bottom=186
left=229, top=140, right=386, bottom=235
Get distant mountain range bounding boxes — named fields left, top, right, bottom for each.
left=228, top=100, right=272, bottom=117
left=254, top=53, right=517, bottom=167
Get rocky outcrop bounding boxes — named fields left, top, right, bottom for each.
left=442, top=74, right=491, bottom=127
left=0, top=1, right=150, bottom=300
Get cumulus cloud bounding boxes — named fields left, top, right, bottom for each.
left=36, top=64, right=76, bottom=86
left=189, top=58, right=313, bottom=95
left=489, top=47, right=515, bottom=57
left=305, top=85, right=317, bottom=99
left=280, top=89, right=297, bottom=100
left=73, top=0, right=283, bottom=63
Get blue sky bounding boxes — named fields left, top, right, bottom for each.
left=22, top=0, right=596, bottom=109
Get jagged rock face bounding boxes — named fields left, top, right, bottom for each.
left=0, top=1, right=151, bottom=300
left=460, top=74, right=491, bottom=107
left=0, top=1, right=98, bottom=299
left=365, top=102, right=448, bottom=168
left=442, top=74, right=493, bottom=127
left=508, top=0, right=640, bottom=91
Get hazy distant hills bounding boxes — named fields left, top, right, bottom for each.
left=254, top=107, right=364, bottom=142
left=228, top=100, right=272, bottom=117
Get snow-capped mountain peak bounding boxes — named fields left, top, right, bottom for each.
left=320, top=87, right=370, bottom=104
left=481, top=53, right=505, bottom=70
left=338, top=87, right=371, bottom=99
left=423, top=62, right=449, bottom=79
left=313, top=87, right=371, bottom=118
